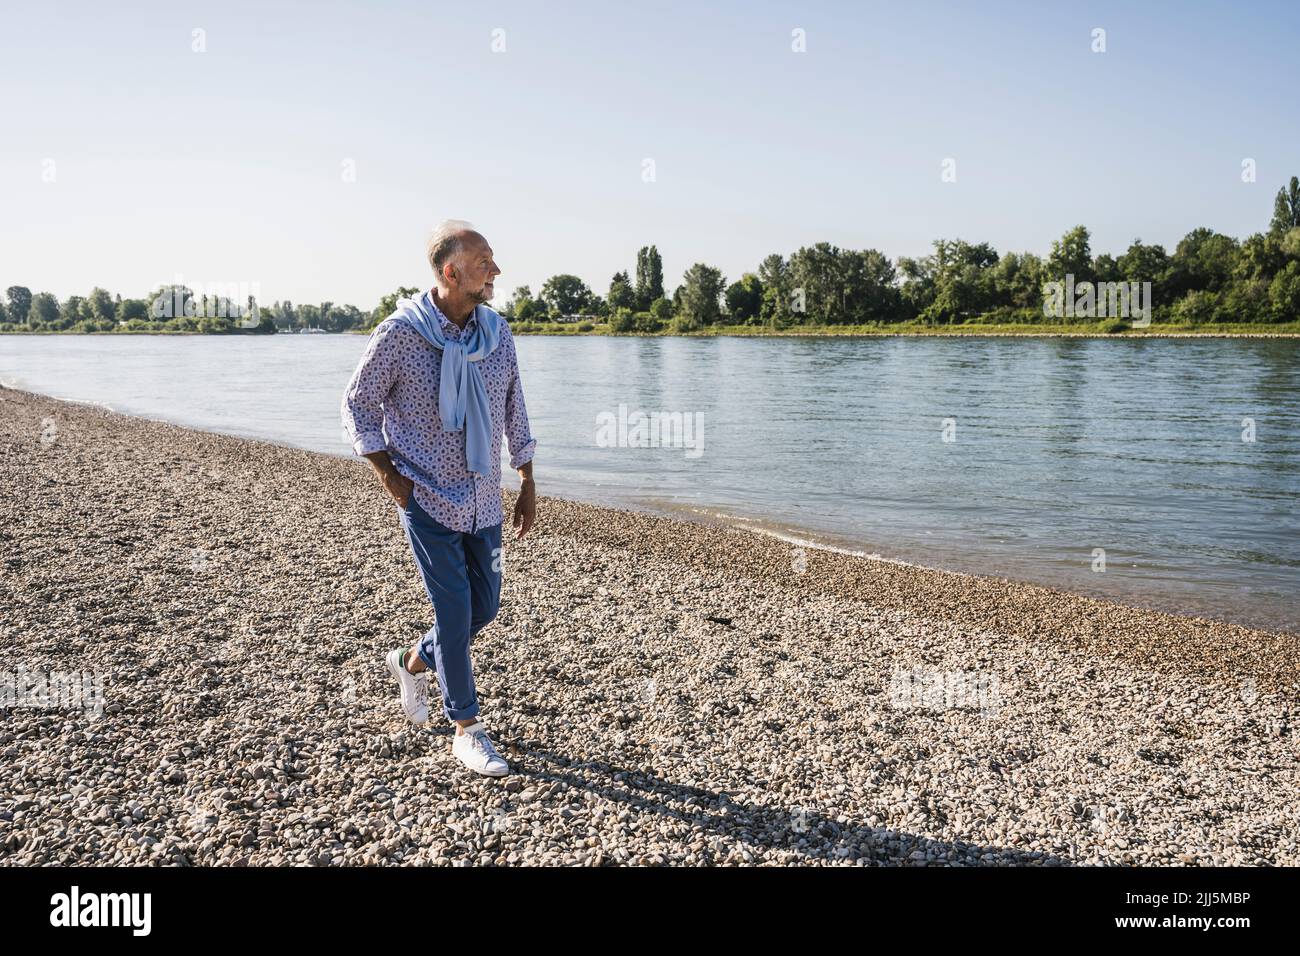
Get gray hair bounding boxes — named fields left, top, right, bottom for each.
left=426, top=219, right=478, bottom=280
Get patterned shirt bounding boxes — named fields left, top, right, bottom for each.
left=341, top=294, right=537, bottom=533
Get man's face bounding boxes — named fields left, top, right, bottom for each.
left=451, top=234, right=501, bottom=303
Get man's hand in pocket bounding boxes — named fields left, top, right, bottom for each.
left=383, top=470, right=415, bottom=507
left=363, top=450, right=414, bottom=507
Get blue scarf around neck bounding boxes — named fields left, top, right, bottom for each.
left=390, top=290, right=502, bottom=475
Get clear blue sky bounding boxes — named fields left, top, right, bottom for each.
left=3, top=0, right=1298, bottom=308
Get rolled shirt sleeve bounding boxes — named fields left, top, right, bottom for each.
left=341, top=321, right=399, bottom=457
left=503, top=326, right=537, bottom=470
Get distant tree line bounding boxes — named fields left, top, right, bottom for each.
left=5, top=176, right=1298, bottom=334
left=0, top=283, right=377, bottom=334
left=506, top=176, right=1300, bottom=331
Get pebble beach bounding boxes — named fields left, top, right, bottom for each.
left=1, top=384, right=1297, bottom=866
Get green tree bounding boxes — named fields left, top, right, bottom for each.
left=634, top=245, right=664, bottom=309
left=517, top=297, right=546, bottom=321
left=29, top=292, right=60, bottom=327
left=1169, top=228, right=1239, bottom=298
left=756, top=254, right=792, bottom=326
left=1269, top=261, right=1300, bottom=321
left=5, top=286, right=32, bottom=324
left=992, top=252, right=1045, bottom=311
left=1283, top=228, right=1300, bottom=259
left=503, top=286, right=532, bottom=318
left=677, top=263, right=726, bottom=326
left=87, top=287, right=116, bottom=325
left=787, top=243, right=843, bottom=322
left=909, top=240, right=999, bottom=323
left=316, top=300, right=334, bottom=331
left=632, top=311, right=662, bottom=333
left=1269, top=176, right=1300, bottom=237
left=607, top=271, right=636, bottom=312
left=367, top=286, right=419, bottom=330
left=325, top=303, right=364, bottom=333
left=897, top=255, right=935, bottom=318
left=1117, top=240, right=1170, bottom=286
left=1221, top=278, right=1271, bottom=323
left=119, top=299, right=149, bottom=322
left=149, top=284, right=196, bottom=322
left=1234, top=235, right=1278, bottom=284
left=840, top=248, right=901, bottom=323
left=59, top=296, right=86, bottom=330
left=1047, top=226, right=1094, bottom=284
left=1170, top=289, right=1218, bottom=324
left=724, top=274, right=763, bottom=323
left=539, top=274, right=593, bottom=316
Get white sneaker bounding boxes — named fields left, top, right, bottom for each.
left=452, top=721, right=510, bottom=776
left=386, top=648, right=429, bottom=725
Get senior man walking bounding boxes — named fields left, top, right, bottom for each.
left=341, top=220, right=537, bottom=777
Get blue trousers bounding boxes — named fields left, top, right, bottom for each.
left=398, top=493, right=502, bottom=722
